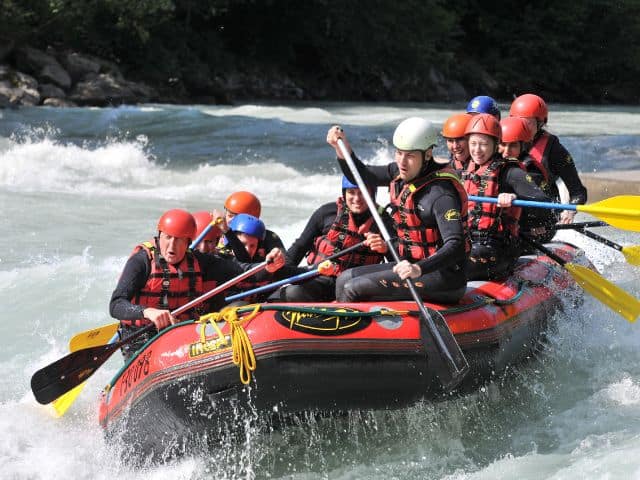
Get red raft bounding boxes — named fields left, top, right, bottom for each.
left=98, top=242, right=591, bottom=455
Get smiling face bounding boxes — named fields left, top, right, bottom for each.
left=468, top=133, right=496, bottom=165
left=158, top=231, right=189, bottom=265
left=344, top=188, right=368, bottom=214
left=445, top=137, right=469, bottom=162
left=395, top=148, right=429, bottom=181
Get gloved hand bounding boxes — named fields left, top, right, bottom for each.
left=318, top=260, right=339, bottom=277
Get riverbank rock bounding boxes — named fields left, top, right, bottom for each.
left=0, top=45, right=158, bottom=108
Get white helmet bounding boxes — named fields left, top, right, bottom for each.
left=392, top=117, right=438, bottom=151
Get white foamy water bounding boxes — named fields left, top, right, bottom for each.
left=1, top=102, right=640, bottom=479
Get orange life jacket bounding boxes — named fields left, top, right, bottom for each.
left=465, top=158, right=522, bottom=240
left=306, top=197, right=384, bottom=275
left=389, top=169, right=471, bottom=261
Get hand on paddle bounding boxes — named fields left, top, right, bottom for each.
left=559, top=209, right=577, bottom=224
left=264, top=248, right=285, bottom=273
left=364, top=232, right=387, bottom=254
left=496, top=193, right=517, bottom=207
left=318, top=260, right=339, bottom=276
left=211, top=208, right=228, bottom=233
left=393, top=260, right=421, bottom=280
left=143, top=307, right=177, bottom=330
left=327, top=125, right=352, bottom=159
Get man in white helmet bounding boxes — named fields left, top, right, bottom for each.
left=326, top=119, right=471, bottom=304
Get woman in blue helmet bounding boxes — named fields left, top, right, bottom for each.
left=271, top=176, right=392, bottom=302
left=467, top=95, right=501, bottom=120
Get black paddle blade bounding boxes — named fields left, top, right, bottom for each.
left=419, top=307, right=469, bottom=390
left=30, top=343, right=120, bottom=405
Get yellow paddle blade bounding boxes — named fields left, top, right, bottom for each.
left=69, top=322, right=119, bottom=352
left=51, top=382, right=86, bottom=417
left=621, top=245, right=640, bottom=266
left=577, top=196, right=640, bottom=232
left=565, top=263, right=640, bottom=323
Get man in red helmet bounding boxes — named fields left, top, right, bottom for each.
left=192, top=211, right=222, bottom=254
left=109, top=208, right=284, bottom=358
left=509, top=93, right=588, bottom=225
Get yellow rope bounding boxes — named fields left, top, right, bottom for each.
left=196, top=304, right=262, bottom=384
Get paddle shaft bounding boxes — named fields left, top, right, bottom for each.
left=190, top=218, right=221, bottom=250
left=520, top=235, right=567, bottom=265
left=554, top=221, right=608, bottom=230
left=469, top=195, right=579, bottom=211
left=337, top=139, right=468, bottom=388
left=225, top=240, right=367, bottom=302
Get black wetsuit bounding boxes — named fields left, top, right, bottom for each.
left=336, top=154, right=468, bottom=304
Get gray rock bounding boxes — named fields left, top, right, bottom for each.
left=69, top=72, right=154, bottom=106
left=61, top=52, right=102, bottom=81
left=40, top=62, right=72, bottom=90
left=42, top=97, right=77, bottom=107
left=39, top=83, right=66, bottom=99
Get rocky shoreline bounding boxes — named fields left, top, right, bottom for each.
left=1, top=44, right=477, bottom=108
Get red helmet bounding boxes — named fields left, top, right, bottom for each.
left=192, top=211, right=221, bottom=241
left=509, top=94, right=548, bottom=124
left=464, top=113, right=501, bottom=141
left=157, top=209, right=196, bottom=239
left=224, top=191, right=261, bottom=218
left=442, top=113, right=473, bottom=138
left=500, top=117, right=535, bottom=143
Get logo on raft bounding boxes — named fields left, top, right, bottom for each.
left=188, top=334, right=232, bottom=358
left=274, top=307, right=371, bottom=336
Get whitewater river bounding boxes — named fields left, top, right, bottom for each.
left=1, top=102, right=639, bottom=479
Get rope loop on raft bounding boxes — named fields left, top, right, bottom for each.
left=196, top=304, right=262, bottom=385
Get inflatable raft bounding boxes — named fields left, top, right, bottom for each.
left=98, top=241, right=591, bottom=457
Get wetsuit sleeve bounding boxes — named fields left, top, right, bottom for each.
left=501, top=165, right=553, bottom=202
left=502, top=165, right=555, bottom=225
left=414, top=185, right=467, bottom=274
left=223, top=230, right=252, bottom=262
left=547, top=138, right=588, bottom=204
left=285, top=203, right=336, bottom=266
left=109, top=250, right=151, bottom=320
left=336, top=152, right=396, bottom=188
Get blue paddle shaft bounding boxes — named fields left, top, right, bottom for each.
left=190, top=221, right=216, bottom=250
left=468, top=195, right=577, bottom=211
left=225, top=269, right=319, bottom=302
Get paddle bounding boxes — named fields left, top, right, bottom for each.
left=68, top=322, right=119, bottom=352
left=224, top=239, right=368, bottom=302
left=468, top=195, right=640, bottom=232
left=555, top=223, right=640, bottom=266
left=337, top=139, right=469, bottom=389
left=190, top=217, right=222, bottom=250
left=520, top=235, right=640, bottom=323
left=554, top=221, right=608, bottom=230
left=52, top=331, right=120, bottom=416
left=31, top=261, right=270, bottom=405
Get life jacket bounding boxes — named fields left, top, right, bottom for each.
left=389, top=168, right=471, bottom=261
left=121, top=240, right=206, bottom=327
left=465, top=157, right=522, bottom=241
left=449, top=155, right=471, bottom=181
left=306, top=197, right=384, bottom=275
left=522, top=131, right=551, bottom=183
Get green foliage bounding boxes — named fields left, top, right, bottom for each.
left=1, top=0, right=636, bottom=102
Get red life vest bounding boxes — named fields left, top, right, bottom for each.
left=449, top=156, right=471, bottom=181
left=123, top=240, right=206, bottom=326
left=389, top=169, right=471, bottom=261
left=306, top=197, right=384, bottom=275
left=465, top=157, right=522, bottom=240
left=523, top=131, right=551, bottom=182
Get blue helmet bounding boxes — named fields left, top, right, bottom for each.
left=228, top=213, right=266, bottom=240
left=466, top=95, right=501, bottom=119
left=341, top=175, right=359, bottom=190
